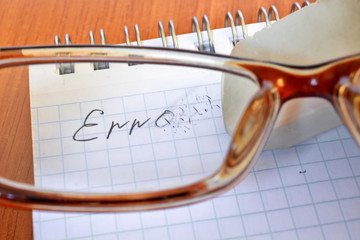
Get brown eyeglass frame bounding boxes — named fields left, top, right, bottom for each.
left=0, top=45, right=359, bottom=212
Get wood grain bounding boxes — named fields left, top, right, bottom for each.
left=0, top=0, right=308, bottom=238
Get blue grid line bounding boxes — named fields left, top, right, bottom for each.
left=33, top=133, right=354, bottom=161
left=34, top=195, right=360, bottom=227
left=34, top=107, right=44, bottom=240
left=32, top=82, right=221, bottom=110
left=57, top=105, right=69, bottom=239
left=117, top=95, right=146, bottom=239
left=143, top=92, right=162, bottom=189
left=336, top=127, right=360, bottom=194
left=35, top=153, right=360, bottom=192
left=294, top=143, right=327, bottom=239
left=270, top=150, right=300, bottom=240
left=32, top=101, right=223, bottom=127
left=34, top=108, right=42, bottom=187
left=163, top=88, right=197, bottom=240
left=315, top=133, right=353, bottom=239
left=141, top=91, right=177, bottom=240
left=78, top=102, right=94, bottom=237
left=206, top=84, right=247, bottom=240
left=35, top=150, right=360, bottom=183
left=32, top=166, right=360, bottom=204
left=197, top=86, right=222, bottom=239
left=34, top=213, right=360, bottom=240
left=99, top=99, right=121, bottom=240
left=253, top=164, right=274, bottom=239
left=33, top=115, right=224, bottom=141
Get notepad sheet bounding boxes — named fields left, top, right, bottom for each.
left=31, top=94, right=360, bottom=240
left=31, top=23, right=360, bottom=240
left=33, top=126, right=360, bottom=240
left=31, top=80, right=360, bottom=240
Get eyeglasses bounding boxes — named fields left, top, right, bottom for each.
left=0, top=45, right=359, bottom=212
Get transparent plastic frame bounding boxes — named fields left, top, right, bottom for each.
left=0, top=45, right=359, bottom=212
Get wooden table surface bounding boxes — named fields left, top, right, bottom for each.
left=0, top=0, right=309, bottom=238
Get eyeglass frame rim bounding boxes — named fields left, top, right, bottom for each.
left=0, top=45, right=358, bottom=212
left=3, top=44, right=358, bottom=69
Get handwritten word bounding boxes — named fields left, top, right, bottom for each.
left=73, top=109, right=151, bottom=142
left=72, top=95, right=221, bottom=142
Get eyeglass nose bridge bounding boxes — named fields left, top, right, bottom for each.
left=237, top=57, right=360, bottom=104
left=272, top=74, right=338, bottom=103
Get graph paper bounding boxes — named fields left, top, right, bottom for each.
left=30, top=25, right=360, bottom=240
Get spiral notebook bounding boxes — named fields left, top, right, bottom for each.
left=31, top=4, right=360, bottom=240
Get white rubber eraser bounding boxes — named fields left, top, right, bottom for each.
left=222, top=0, right=360, bottom=149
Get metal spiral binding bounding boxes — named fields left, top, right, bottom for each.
left=134, top=24, right=143, bottom=46
left=123, top=25, right=145, bottom=66
left=89, top=29, right=110, bottom=70
left=123, top=26, right=131, bottom=45
left=123, top=24, right=143, bottom=46
left=158, top=21, right=168, bottom=48
left=157, top=20, right=179, bottom=48
left=191, top=16, right=203, bottom=51
left=191, top=15, right=215, bottom=53
left=225, top=12, right=238, bottom=45
left=54, top=1, right=312, bottom=74
left=291, top=0, right=310, bottom=13
left=224, top=1, right=310, bottom=46
left=168, top=20, right=179, bottom=48
left=256, top=2, right=309, bottom=26
left=202, top=15, right=215, bottom=53
left=225, top=10, right=248, bottom=45
left=54, top=34, right=75, bottom=75
left=268, top=5, right=280, bottom=21
left=291, top=2, right=302, bottom=12
left=258, top=7, right=272, bottom=26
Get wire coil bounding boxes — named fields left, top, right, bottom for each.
left=157, top=20, right=179, bottom=48
left=54, top=1, right=311, bottom=74
left=54, top=34, right=74, bottom=75
left=89, top=29, right=110, bottom=70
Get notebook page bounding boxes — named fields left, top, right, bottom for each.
left=31, top=22, right=360, bottom=240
